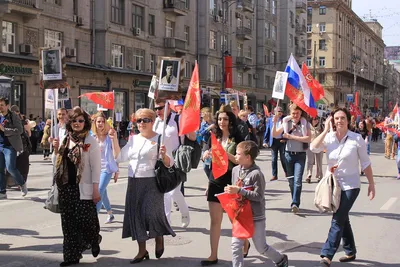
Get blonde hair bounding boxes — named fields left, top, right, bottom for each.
left=229, top=100, right=239, bottom=109
left=91, top=112, right=110, bottom=136
left=238, top=109, right=248, bottom=117
left=201, top=107, right=212, bottom=121
left=135, top=108, right=156, bottom=121
left=289, top=103, right=303, bottom=113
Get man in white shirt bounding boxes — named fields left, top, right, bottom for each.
left=153, top=100, right=197, bottom=228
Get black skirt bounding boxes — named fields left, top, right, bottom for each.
left=207, top=170, right=232, bottom=203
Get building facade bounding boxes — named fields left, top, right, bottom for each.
left=306, top=0, right=386, bottom=112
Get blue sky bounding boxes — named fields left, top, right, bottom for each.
left=352, top=0, right=400, bottom=46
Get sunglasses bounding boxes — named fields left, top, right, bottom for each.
left=137, top=118, right=153, bottom=123
left=72, top=119, right=85, bottom=123
left=154, top=106, right=165, bottom=111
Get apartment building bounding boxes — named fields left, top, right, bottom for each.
left=0, top=0, right=196, bottom=118
left=198, top=0, right=280, bottom=112
left=306, top=0, right=386, bottom=111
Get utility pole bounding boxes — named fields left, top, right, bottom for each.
left=313, top=41, right=317, bottom=77
left=221, top=1, right=226, bottom=94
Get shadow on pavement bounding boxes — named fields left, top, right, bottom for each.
left=0, top=228, right=39, bottom=236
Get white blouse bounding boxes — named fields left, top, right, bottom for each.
left=310, top=130, right=371, bottom=191
left=116, top=134, right=174, bottom=178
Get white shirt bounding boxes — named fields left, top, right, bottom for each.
left=116, top=134, right=174, bottom=178
left=153, top=112, right=183, bottom=151
left=310, top=130, right=371, bottom=191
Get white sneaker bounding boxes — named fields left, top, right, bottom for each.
left=21, top=183, right=28, bottom=197
left=181, top=214, right=190, bottom=228
left=0, top=193, right=7, bottom=199
left=105, top=214, right=115, bottom=224
left=291, top=205, right=299, bottom=214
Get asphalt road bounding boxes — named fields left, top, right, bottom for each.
left=0, top=140, right=399, bottom=267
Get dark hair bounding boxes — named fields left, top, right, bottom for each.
left=214, top=110, right=238, bottom=139
left=332, top=108, right=351, bottom=129
left=0, top=97, right=9, bottom=106
left=66, top=106, right=91, bottom=133
left=237, top=140, right=259, bottom=161
left=57, top=107, right=67, bottom=113
left=248, top=106, right=254, bottom=112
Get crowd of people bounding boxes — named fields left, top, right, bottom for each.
left=0, top=97, right=385, bottom=267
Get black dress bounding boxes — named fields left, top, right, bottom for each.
left=58, top=148, right=101, bottom=262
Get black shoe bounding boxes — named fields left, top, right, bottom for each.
left=339, top=254, right=356, bottom=262
left=91, top=234, right=102, bottom=258
left=60, top=261, right=79, bottom=267
left=243, top=242, right=251, bottom=258
left=130, top=251, right=150, bottom=264
left=276, top=254, right=288, bottom=267
left=155, top=236, right=164, bottom=259
left=200, top=259, right=218, bottom=266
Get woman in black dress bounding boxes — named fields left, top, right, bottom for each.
left=53, top=107, right=102, bottom=266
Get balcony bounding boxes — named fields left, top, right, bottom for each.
left=163, top=0, right=188, bottom=16
left=242, top=0, right=254, bottom=13
left=236, top=26, right=252, bottom=40
left=164, top=37, right=187, bottom=55
left=265, top=38, right=276, bottom=48
left=295, top=24, right=306, bottom=35
left=236, top=56, right=252, bottom=71
left=0, top=0, right=41, bottom=20
left=296, top=2, right=307, bottom=13
left=295, top=47, right=307, bottom=57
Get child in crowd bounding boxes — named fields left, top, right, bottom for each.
left=225, top=140, right=289, bottom=267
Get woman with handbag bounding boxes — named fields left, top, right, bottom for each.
left=310, top=108, right=375, bottom=267
left=91, top=112, right=120, bottom=224
left=113, top=108, right=175, bottom=264
left=201, top=104, right=244, bottom=266
left=52, top=107, right=102, bottom=266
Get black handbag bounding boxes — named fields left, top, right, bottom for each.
left=155, top=135, right=181, bottom=193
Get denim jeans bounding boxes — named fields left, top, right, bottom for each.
left=367, top=135, right=372, bottom=155
left=284, top=152, right=306, bottom=208
left=271, top=139, right=287, bottom=177
left=0, top=146, right=25, bottom=194
left=96, top=171, right=113, bottom=212
left=321, top=188, right=360, bottom=260
left=232, top=220, right=283, bottom=267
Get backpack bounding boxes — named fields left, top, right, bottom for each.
left=168, top=113, right=202, bottom=170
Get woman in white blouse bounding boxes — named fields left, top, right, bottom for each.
left=113, top=108, right=175, bottom=264
left=310, top=108, right=375, bottom=267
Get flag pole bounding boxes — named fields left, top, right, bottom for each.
left=111, top=90, right=115, bottom=128
left=161, top=101, right=168, bottom=146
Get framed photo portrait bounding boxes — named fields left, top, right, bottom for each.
left=158, top=58, right=180, bottom=92
left=272, top=71, right=288, bottom=100
left=42, top=48, right=62, bottom=81
left=58, top=87, right=69, bottom=101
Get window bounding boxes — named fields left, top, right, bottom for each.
left=319, top=39, right=326, bottom=50
left=165, top=20, right=174, bottom=37
left=209, top=31, right=216, bottom=50
left=272, top=25, right=277, bottom=40
left=111, top=0, right=124, bottom=24
left=73, top=0, right=78, bottom=15
left=184, top=61, right=191, bottom=78
left=319, top=5, right=326, bottom=15
left=237, top=43, right=243, bottom=56
left=319, top=23, right=326, bottom=32
left=221, top=35, right=227, bottom=50
left=132, top=4, right=144, bottom=30
left=209, top=64, right=217, bottom=81
left=271, top=0, right=276, bottom=15
left=2, top=21, right=15, bottom=54
left=318, top=73, right=326, bottom=84
left=289, top=11, right=294, bottom=25
left=272, top=51, right=276, bottom=64
left=307, top=6, right=312, bottom=16
left=184, top=26, right=190, bottom=45
left=319, top=56, right=326, bottom=67
left=307, top=24, right=312, bottom=33
left=45, top=0, right=61, bottom=4
left=246, top=46, right=252, bottom=58
left=44, top=29, right=62, bottom=48
left=209, top=0, right=216, bottom=15
left=183, top=0, right=190, bottom=9
left=306, top=57, right=312, bottom=67
left=133, top=48, right=145, bottom=71
left=265, top=49, right=270, bottom=63
left=150, top=54, right=156, bottom=73
left=237, top=73, right=243, bottom=85
left=265, top=0, right=270, bottom=11
left=289, top=34, right=293, bottom=48
left=264, top=22, right=270, bottom=38
left=148, top=15, right=155, bottom=36
left=248, top=73, right=252, bottom=87
left=265, top=75, right=270, bottom=88
left=112, top=44, right=123, bottom=68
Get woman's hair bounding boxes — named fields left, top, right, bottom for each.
left=214, top=104, right=237, bottom=139
left=289, top=103, right=303, bottom=115
left=201, top=107, right=212, bottom=121
left=135, top=108, right=156, bottom=121
left=66, top=106, right=91, bottom=133
left=331, top=107, right=351, bottom=129
left=238, top=110, right=248, bottom=118
left=91, top=112, right=110, bottom=136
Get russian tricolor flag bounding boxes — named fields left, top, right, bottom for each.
left=284, top=54, right=317, bottom=118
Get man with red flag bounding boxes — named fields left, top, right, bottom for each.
left=302, top=63, right=324, bottom=102
left=224, top=141, right=289, bottom=267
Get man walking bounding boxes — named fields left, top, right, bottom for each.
left=0, top=98, right=27, bottom=199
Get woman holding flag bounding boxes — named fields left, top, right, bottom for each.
left=201, top=104, right=244, bottom=266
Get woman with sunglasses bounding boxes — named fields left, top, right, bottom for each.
left=306, top=116, right=324, bottom=183
left=201, top=104, right=243, bottom=266
left=112, top=108, right=175, bottom=264
left=91, top=112, right=120, bottom=223
left=52, top=107, right=102, bottom=266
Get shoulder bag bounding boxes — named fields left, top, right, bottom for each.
left=44, top=185, right=60, bottom=213
left=154, top=135, right=181, bottom=193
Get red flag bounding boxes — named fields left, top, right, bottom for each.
left=225, top=56, right=233, bottom=89
left=355, top=91, right=359, bottom=107
left=179, top=62, right=200, bottom=135
left=284, top=83, right=318, bottom=118
left=79, top=92, right=114, bottom=109
left=302, top=63, right=324, bottom=102
left=216, top=191, right=254, bottom=239
left=393, top=101, right=398, bottom=114
left=263, top=104, right=270, bottom=117
left=211, top=132, right=228, bottom=179
left=349, top=103, right=362, bottom=118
